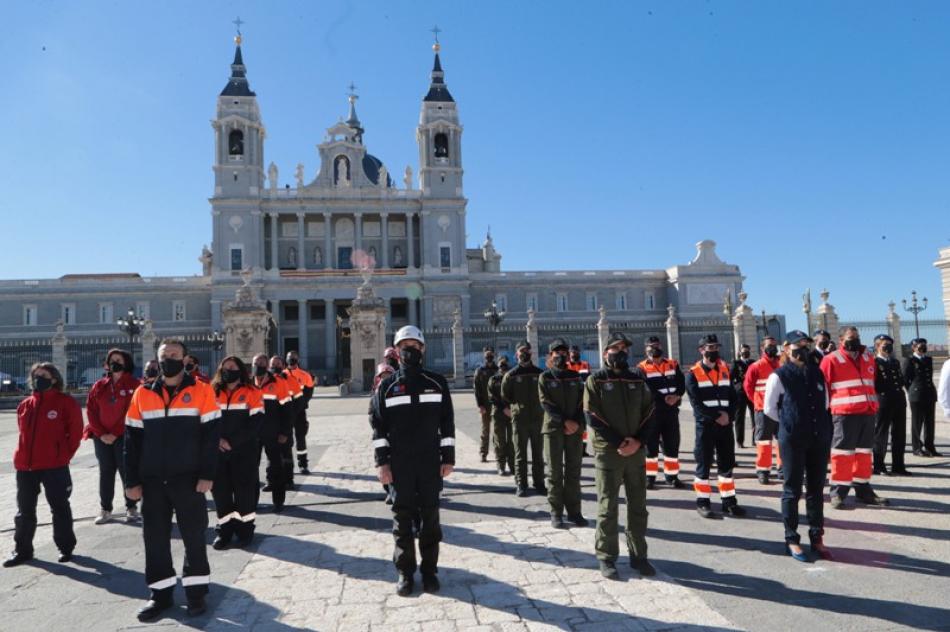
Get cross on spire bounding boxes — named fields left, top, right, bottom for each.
left=347, top=82, right=358, bottom=99
left=233, top=16, right=244, bottom=35
left=430, top=25, right=441, bottom=43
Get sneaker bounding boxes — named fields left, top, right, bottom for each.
left=396, top=573, right=414, bottom=596
left=550, top=514, right=567, bottom=529
left=599, top=560, right=620, bottom=580
left=422, top=572, right=440, bottom=593
left=567, top=513, right=589, bottom=528
left=515, top=487, right=528, bottom=497
left=94, top=510, right=112, bottom=525
left=830, top=495, right=847, bottom=510
left=631, top=558, right=656, bottom=576
left=757, top=472, right=770, bottom=485
left=136, top=599, right=173, bottom=623
left=3, top=551, right=33, bottom=568
left=723, top=505, right=746, bottom=517
left=186, top=597, right=207, bottom=617
left=126, top=507, right=141, bottom=523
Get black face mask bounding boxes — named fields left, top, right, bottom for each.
left=221, top=368, right=242, bottom=384
left=255, top=365, right=268, bottom=377
left=843, top=339, right=861, bottom=352
left=703, top=350, right=720, bottom=364
left=484, top=354, right=495, bottom=364
left=498, top=364, right=509, bottom=373
left=764, top=345, right=779, bottom=358
left=881, top=343, right=894, bottom=354
left=288, top=358, right=298, bottom=366
left=740, top=351, right=750, bottom=359
left=518, top=351, right=531, bottom=364
left=161, top=358, right=185, bottom=378
left=110, top=362, right=125, bottom=373
left=790, top=347, right=810, bottom=363
left=400, top=346, right=423, bottom=368
left=33, top=376, right=53, bottom=392
left=552, top=354, right=567, bottom=369
left=917, top=345, right=928, bottom=354
left=145, top=367, right=159, bottom=379
left=184, top=363, right=196, bottom=373
left=648, top=347, right=663, bottom=359
left=817, top=340, right=830, bottom=350
left=606, top=350, right=629, bottom=371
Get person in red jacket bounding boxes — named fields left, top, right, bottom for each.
left=820, top=326, right=888, bottom=509
left=743, top=337, right=782, bottom=484
left=184, top=355, right=210, bottom=384
left=85, top=348, right=142, bottom=524
left=4, top=362, right=83, bottom=567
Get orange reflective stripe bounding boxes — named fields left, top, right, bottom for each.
left=853, top=451, right=873, bottom=482
left=829, top=453, right=855, bottom=485
left=645, top=459, right=659, bottom=474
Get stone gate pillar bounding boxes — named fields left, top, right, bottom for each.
left=51, top=321, right=67, bottom=380
left=812, top=289, right=840, bottom=337
left=732, top=292, right=759, bottom=355
left=934, top=246, right=950, bottom=349
left=665, top=305, right=680, bottom=365
left=222, top=269, right=272, bottom=364
left=526, top=308, right=539, bottom=363
left=886, top=301, right=903, bottom=359
left=141, top=319, right=157, bottom=364
left=347, top=280, right=388, bottom=393
left=451, top=309, right=466, bottom=387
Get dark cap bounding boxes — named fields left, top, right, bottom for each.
left=911, top=337, right=928, bottom=346
left=873, top=334, right=893, bottom=344
left=784, top=330, right=813, bottom=345
left=646, top=335, right=662, bottom=346
left=548, top=338, right=569, bottom=353
left=569, top=344, right=581, bottom=352
left=497, top=355, right=510, bottom=367
left=516, top=340, right=531, bottom=351
left=698, top=333, right=720, bottom=347
left=605, top=332, right=633, bottom=350
left=813, top=329, right=831, bottom=338
left=483, top=346, right=495, bottom=354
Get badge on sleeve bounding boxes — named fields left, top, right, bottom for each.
left=47, top=410, right=58, bottom=420
left=183, top=393, right=192, bottom=403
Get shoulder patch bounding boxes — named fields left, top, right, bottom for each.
left=183, top=393, right=192, bottom=403
left=47, top=410, right=58, bottom=420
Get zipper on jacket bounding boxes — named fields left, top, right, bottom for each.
left=27, top=392, right=42, bottom=471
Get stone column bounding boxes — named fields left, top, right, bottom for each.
left=665, top=304, right=681, bottom=365
left=347, top=282, right=388, bottom=393
left=325, top=300, right=337, bottom=373
left=732, top=292, right=759, bottom=356
left=934, top=246, right=950, bottom=350
left=526, top=309, right=539, bottom=365
left=406, top=212, right=416, bottom=269
left=222, top=276, right=272, bottom=364
left=297, top=299, right=309, bottom=361
left=296, top=212, right=305, bottom=270
left=596, top=305, right=609, bottom=369
left=408, top=298, right=418, bottom=326
left=270, top=300, right=281, bottom=357
left=270, top=212, right=279, bottom=270
left=451, top=309, right=466, bottom=387
left=886, top=301, right=903, bottom=359
left=141, top=319, right=157, bottom=364
left=51, top=321, right=67, bottom=379
left=323, top=212, right=334, bottom=270
left=355, top=212, right=363, bottom=253
left=381, top=213, right=390, bottom=268
left=814, top=289, right=840, bottom=337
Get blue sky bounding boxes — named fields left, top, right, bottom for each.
left=3, top=0, right=949, bottom=330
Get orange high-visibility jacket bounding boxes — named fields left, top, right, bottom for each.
left=743, top=355, right=780, bottom=411
left=820, top=348, right=879, bottom=416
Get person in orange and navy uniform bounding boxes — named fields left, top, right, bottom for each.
left=85, top=348, right=141, bottom=525
left=211, top=357, right=263, bottom=550
left=252, top=353, right=292, bottom=511
left=637, top=336, right=686, bottom=490
left=285, top=350, right=315, bottom=474
left=744, top=336, right=783, bottom=484
left=820, top=326, right=888, bottom=509
left=4, top=362, right=83, bottom=568
left=270, top=355, right=303, bottom=489
left=124, top=338, right=221, bottom=622
left=684, top=334, right=745, bottom=520
left=184, top=354, right=210, bottom=384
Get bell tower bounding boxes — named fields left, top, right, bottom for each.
left=417, top=29, right=463, bottom=198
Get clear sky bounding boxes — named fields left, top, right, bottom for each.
left=3, top=0, right=949, bottom=331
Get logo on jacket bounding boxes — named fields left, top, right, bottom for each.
left=239, top=394, right=246, bottom=402
left=119, top=390, right=127, bottom=396
left=393, top=385, right=404, bottom=394
left=604, top=383, right=614, bottom=391
left=47, top=410, right=58, bottom=420
left=183, top=393, right=192, bottom=403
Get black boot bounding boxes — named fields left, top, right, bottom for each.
left=396, top=573, right=414, bottom=596
left=2, top=551, right=33, bottom=568
left=186, top=596, right=207, bottom=617
left=137, top=599, right=173, bottom=622
left=631, top=557, right=656, bottom=576
left=599, top=560, right=620, bottom=580
left=646, top=476, right=656, bottom=490
left=422, top=572, right=440, bottom=593
left=550, top=514, right=567, bottom=529
left=567, top=513, right=589, bottom=527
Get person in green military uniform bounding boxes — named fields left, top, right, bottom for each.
left=488, top=356, right=515, bottom=476
left=584, top=332, right=657, bottom=580
left=472, top=347, right=497, bottom=464
left=502, top=341, right=547, bottom=497
left=539, top=339, right=588, bottom=529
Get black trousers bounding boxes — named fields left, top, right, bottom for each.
left=694, top=420, right=737, bottom=509
left=734, top=392, right=753, bottom=446
left=874, top=395, right=906, bottom=470
left=259, top=437, right=288, bottom=508
left=646, top=408, right=681, bottom=480
left=391, top=456, right=442, bottom=575
left=142, top=476, right=210, bottom=601
left=294, top=410, right=310, bottom=468
left=910, top=400, right=937, bottom=452
left=212, top=441, right=260, bottom=540
left=93, top=435, right=136, bottom=512
left=14, top=467, right=76, bottom=556
left=778, top=435, right=830, bottom=545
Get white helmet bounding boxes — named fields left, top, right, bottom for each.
left=394, top=325, right=425, bottom=346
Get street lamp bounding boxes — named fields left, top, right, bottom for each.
left=483, top=300, right=506, bottom=351
left=901, top=290, right=928, bottom=340
left=116, top=307, right=145, bottom=356
left=207, top=330, right=225, bottom=369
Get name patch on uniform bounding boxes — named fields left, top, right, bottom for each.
left=183, top=393, right=192, bottom=403
left=47, top=410, right=58, bottom=420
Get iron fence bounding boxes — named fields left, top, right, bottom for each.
left=0, top=338, right=53, bottom=393
left=64, top=336, right=131, bottom=389
left=678, top=317, right=736, bottom=365
left=841, top=318, right=949, bottom=356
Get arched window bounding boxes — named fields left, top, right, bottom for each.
left=334, top=155, right=350, bottom=184
left=228, top=129, right=244, bottom=155
left=434, top=133, right=449, bottom=158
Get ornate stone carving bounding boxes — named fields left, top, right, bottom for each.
left=268, top=162, right=278, bottom=191
left=295, top=163, right=305, bottom=188
left=404, top=165, right=413, bottom=190
left=199, top=245, right=213, bottom=276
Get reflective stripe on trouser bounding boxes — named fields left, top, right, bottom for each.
left=512, top=416, right=544, bottom=489
left=544, top=429, right=583, bottom=517
left=830, top=414, right=876, bottom=499
left=212, top=441, right=260, bottom=540
left=594, top=449, right=648, bottom=563
left=694, top=418, right=738, bottom=509
left=480, top=410, right=492, bottom=456
left=645, top=408, right=681, bottom=480
left=294, top=411, right=309, bottom=467
left=753, top=411, right=780, bottom=472
left=142, top=476, right=211, bottom=599
left=390, top=454, right=442, bottom=575
left=492, top=410, right=515, bottom=470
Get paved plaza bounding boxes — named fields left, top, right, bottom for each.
left=1, top=389, right=948, bottom=631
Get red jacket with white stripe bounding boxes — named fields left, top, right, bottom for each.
left=743, top=355, right=780, bottom=411
left=14, top=390, right=84, bottom=471
left=820, top=348, right=879, bottom=416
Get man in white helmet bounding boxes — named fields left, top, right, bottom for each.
left=370, top=325, right=456, bottom=597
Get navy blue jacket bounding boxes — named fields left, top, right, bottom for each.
left=772, top=362, right=833, bottom=447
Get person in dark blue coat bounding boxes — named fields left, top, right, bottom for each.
left=763, top=330, right=834, bottom=563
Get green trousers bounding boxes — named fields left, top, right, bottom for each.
left=492, top=411, right=515, bottom=471
left=479, top=410, right=492, bottom=457
left=513, top=416, right=544, bottom=489
left=544, top=430, right=583, bottom=517
left=594, top=448, right=648, bottom=562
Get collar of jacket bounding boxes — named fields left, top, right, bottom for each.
left=148, top=372, right=196, bottom=395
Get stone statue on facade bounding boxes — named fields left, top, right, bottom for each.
left=268, top=162, right=278, bottom=191
left=378, top=165, right=388, bottom=189
left=403, top=165, right=413, bottom=190
left=393, top=246, right=404, bottom=267
left=199, top=245, right=213, bottom=276
left=295, top=163, right=305, bottom=188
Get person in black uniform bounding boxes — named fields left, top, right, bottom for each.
left=872, top=335, right=911, bottom=476
left=903, top=338, right=940, bottom=457
left=809, top=329, right=833, bottom=366
left=730, top=344, right=755, bottom=448
left=371, top=325, right=455, bottom=597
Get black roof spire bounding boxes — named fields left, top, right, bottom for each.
left=221, top=19, right=256, bottom=97
left=424, top=27, right=454, bottom=103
